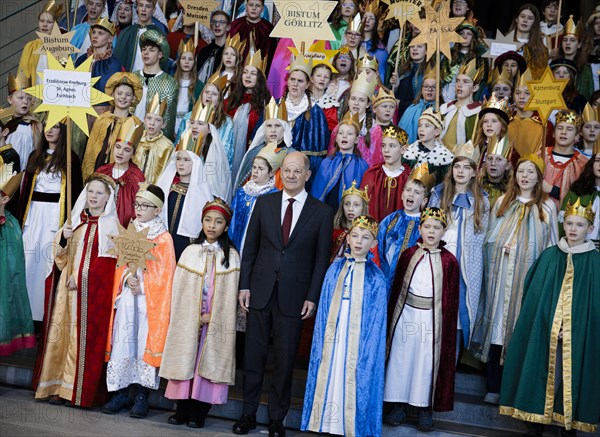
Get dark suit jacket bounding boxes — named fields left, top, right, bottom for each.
left=240, top=191, right=334, bottom=317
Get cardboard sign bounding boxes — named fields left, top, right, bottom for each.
left=34, top=23, right=80, bottom=59
left=43, top=69, right=92, bottom=108
left=409, top=1, right=463, bottom=60
left=385, top=0, right=423, bottom=26
left=180, top=0, right=219, bottom=27
left=483, top=29, right=524, bottom=60
left=524, top=66, right=568, bottom=123
left=109, top=222, right=157, bottom=273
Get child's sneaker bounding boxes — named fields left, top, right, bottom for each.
left=417, top=407, right=433, bottom=432
left=383, top=403, right=407, bottom=426
left=130, top=393, right=149, bottom=418
left=102, top=391, right=129, bottom=414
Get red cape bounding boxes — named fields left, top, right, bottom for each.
left=360, top=163, right=410, bottom=222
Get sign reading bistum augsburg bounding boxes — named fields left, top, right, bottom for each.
left=271, top=0, right=337, bottom=51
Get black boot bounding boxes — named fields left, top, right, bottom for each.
left=168, top=399, right=191, bottom=425
left=522, top=422, right=544, bottom=437
left=187, top=400, right=211, bottom=428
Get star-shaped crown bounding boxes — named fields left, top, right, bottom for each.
left=342, top=180, right=370, bottom=204
left=178, top=39, right=196, bottom=56
left=564, top=197, right=595, bottom=224
left=92, top=17, right=116, bottom=35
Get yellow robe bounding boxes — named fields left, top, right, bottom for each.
left=133, top=132, right=173, bottom=185
left=18, top=40, right=42, bottom=84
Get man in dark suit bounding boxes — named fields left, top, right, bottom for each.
left=233, top=152, right=333, bottom=437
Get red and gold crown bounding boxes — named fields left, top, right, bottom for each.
left=382, top=125, right=408, bottom=145
left=202, top=197, right=232, bottom=223
left=342, top=180, right=370, bottom=204
left=350, top=215, right=378, bottom=237
left=409, top=162, right=435, bottom=192
left=555, top=109, right=582, bottom=130
left=146, top=93, right=167, bottom=117
left=420, top=207, right=448, bottom=228
left=116, top=117, right=144, bottom=147
left=564, top=197, right=595, bottom=223
left=178, top=39, right=196, bottom=56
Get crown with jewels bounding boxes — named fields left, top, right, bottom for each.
left=458, top=58, right=485, bottom=85
left=564, top=15, right=580, bottom=38
left=0, top=162, right=23, bottom=199
left=288, top=53, right=313, bottom=77
left=339, top=111, right=361, bottom=132
left=86, top=172, right=117, bottom=190
left=351, top=215, right=378, bottom=237
left=178, top=39, right=196, bottom=56
left=419, top=107, right=444, bottom=131
left=206, top=71, right=228, bottom=91
left=342, top=180, right=370, bottom=204
left=481, top=92, right=511, bottom=122
left=116, top=117, right=144, bottom=147
left=7, top=70, right=30, bottom=94
left=515, top=68, right=533, bottom=89
left=176, top=128, right=203, bottom=156
left=409, top=162, right=436, bottom=192
left=454, top=140, right=481, bottom=163
left=256, top=142, right=286, bottom=172
left=91, top=17, right=116, bottom=35
left=190, top=100, right=214, bottom=123
left=555, top=109, right=582, bottom=130
left=372, top=86, right=396, bottom=108
left=146, top=93, right=167, bottom=117
left=264, top=97, right=288, bottom=121
left=351, top=70, right=377, bottom=98
left=41, top=0, right=64, bottom=21
left=486, top=134, right=512, bottom=159
left=564, top=197, right=595, bottom=223
left=382, top=125, right=408, bottom=145
left=582, top=103, right=599, bottom=124
left=517, top=154, right=545, bottom=173
left=357, top=54, right=378, bottom=71
left=338, top=45, right=351, bottom=56
left=202, top=197, right=232, bottom=223
left=225, top=34, right=246, bottom=54
left=420, top=207, right=448, bottom=228
left=346, top=12, right=363, bottom=33
left=244, top=49, right=267, bottom=72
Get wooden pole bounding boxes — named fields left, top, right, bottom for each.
left=66, top=116, right=72, bottom=225
left=65, top=0, right=70, bottom=31
left=72, top=0, right=78, bottom=29
left=393, top=22, right=404, bottom=90
left=554, top=0, right=563, bottom=50
left=194, top=22, right=199, bottom=48
left=435, top=28, right=440, bottom=112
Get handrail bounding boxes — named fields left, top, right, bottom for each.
left=0, top=27, right=38, bottom=52
left=0, top=0, right=45, bottom=23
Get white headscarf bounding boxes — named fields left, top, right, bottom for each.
left=156, top=150, right=214, bottom=238
left=70, top=177, right=120, bottom=258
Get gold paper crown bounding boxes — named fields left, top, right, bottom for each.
left=409, top=162, right=436, bottom=192
left=481, top=92, right=511, bottom=119
left=458, top=58, right=485, bottom=84
left=564, top=197, right=595, bottom=223
left=518, top=154, right=545, bottom=173
left=347, top=13, right=362, bottom=33
left=264, top=97, right=288, bottom=121
left=105, top=72, right=143, bottom=105
left=86, top=172, right=117, bottom=190
left=190, top=100, right=214, bottom=123
left=0, top=107, right=13, bottom=127
left=244, top=49, right=267, bottom=72
left=364, top=0, right=381, bottom=17
left=116, top=117, right=144, bottom=147
left=256, top=141, right=286, bottom=172
left=382, top=125, right=408, bottom=145
left=342, top=180, right=370, bottom=204
left=423, top=62, right=436, bottom=81
left=454, top=140, right=481, bottom=163
left=582, top=103, right=600, bottom=124
left=419, top=107, right=444, bottom=131
left=420, top=207, right=448, bottom=228
left=7, top=70, right=30, bottom=94
left=225, top=34, right=247, bottom=54
left=176, top=128, right=203, bottom=156
left=351, top=70, right=377, bottom=98
left=288, top=53, right=313, bottom=77
left=350, top=215, right=378, bottom=237
left=206, top=71, right=228, bottom=91
left=41, top=0, right=64, bottom=21
left=178, top=39, right=196, bottom=56
left=486, top=134, right=512, bottom=159
left=491, top=67, right=513, bottom=88
left=0, top=163, right=23, bottom=199
left=372, top=87, right=397, bottom=108
left=555, top=109, right=582, bottom=130
left=515, top=68, right=533, bottom=89
left=339, top=111, right=361, bottom=132
left=146, top=93, right=167, bottom=117
left=564, top=15, right=579, bottom=37
left=357, top=54, right=378, bottom=71
left=92, top=17, right=116, bottom=35
left=339, top=45, right=351, bottom=55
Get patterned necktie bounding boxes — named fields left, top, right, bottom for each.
left=282, top=198, right=296, bottom=246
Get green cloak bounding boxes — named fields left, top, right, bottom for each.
left=499, top=239, right=600, bottom=432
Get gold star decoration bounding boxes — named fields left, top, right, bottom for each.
left=34, top=22, right=80, bottom=60
left=108, top=222, right=157, bottom=273
left=289, top=40, right=339, bottom=73
left=24, top=53, right=113, bottom=135
left=524, top=66, right=568, bottom=123
left=409, top=0, right=463, bottom=61
left=271, top=0, right=337, bottom=54
left=179, top=0, right=219, bottom=27
left=383, top=0, right=424, bottom=27
left=482, top=29, right=525, bottom=60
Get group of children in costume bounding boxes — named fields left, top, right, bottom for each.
left=1, top=0, right=600, bottom=436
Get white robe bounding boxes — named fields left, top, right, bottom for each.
left=7, top=123, right=35, bottom=172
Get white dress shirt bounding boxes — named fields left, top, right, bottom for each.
left=281, top=189, right=308, bottom=236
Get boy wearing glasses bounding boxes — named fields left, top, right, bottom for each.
left=104, top=183, right=176, bottom=418
left=197, top=11, right=232, bottom=84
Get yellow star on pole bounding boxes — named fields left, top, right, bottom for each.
left=289, top=40, right=339, bottom=73
left=23, top=53, right=113, bottom=135
left=384, top=0, right=424, bottom=26
left=482, top=29, right=525, bottom=60
left=34, top=22, right=80, bottom=59
left=179, top=0, right=219, bottom=27
left=108, top=222, right=157, bottom=273
left=408, top=0, right=463, bottom=61
left=524, top=66, right=568, bottom=123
